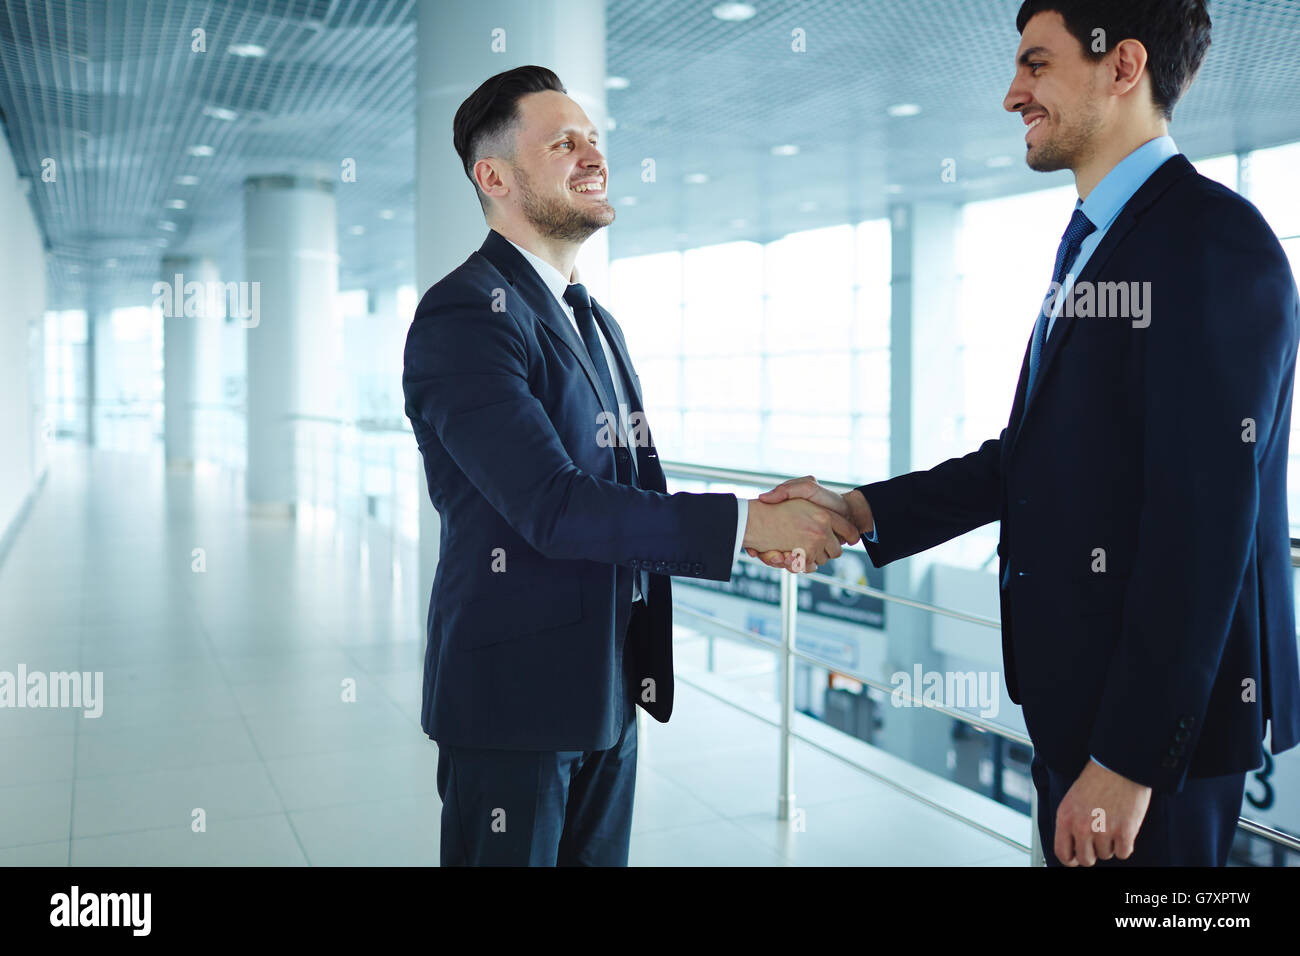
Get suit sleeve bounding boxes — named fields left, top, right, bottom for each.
left=1087, top=199, right=1300, bottom=791
left=403, top=288, right=738, bottom=580
left=858, top=433, right=1005, bottom=567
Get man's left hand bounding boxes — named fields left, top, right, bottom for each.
left=1054, top=759, right=1153, bottom=866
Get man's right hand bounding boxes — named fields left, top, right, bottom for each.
left=746, top=476, right=875, bottom=571
left=742, top=497, right=860, bottom=572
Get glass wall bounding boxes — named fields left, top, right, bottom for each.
left=43, top=309, right=87, bottom=440
left=96, top=305, right=163, bottom=453
left=607, top=219, right=890, bottom=483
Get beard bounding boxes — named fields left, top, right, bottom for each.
left=1027, top=82, right=1104, bottom=173
left=513, top=163, right=614, bottom=242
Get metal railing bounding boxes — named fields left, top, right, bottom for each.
left=664, top=461, right=1300, bottom=863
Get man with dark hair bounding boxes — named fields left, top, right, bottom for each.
left=755, top=1, right=1300, bottom=866
left=1015, top=0, right=1212, bottom=121
left=451, top=65, right=568, bottom=211
left=403, top=65, right=856, bottom=866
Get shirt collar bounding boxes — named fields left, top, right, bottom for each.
left=1078, top=134, right=1179, bottom=229
left=505, top=237, right=571, bottom=308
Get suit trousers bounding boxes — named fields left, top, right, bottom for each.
left=436, top=603, right=645, bottom=867
left=1031, top=755, right=1246, bottom=866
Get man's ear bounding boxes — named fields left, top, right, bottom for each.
left=1109, top=38, right=1149, bottom=99
left=474, top=156, right=509, bottom=202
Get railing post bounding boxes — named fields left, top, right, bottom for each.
left=778, top=569, right=798, bottom=821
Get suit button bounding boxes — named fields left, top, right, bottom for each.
left=1174, top=729, right=1190, bottom=743
left=654, top=561, right=667, bottom=573
left=1161, top=756, right=1178, bottom=769
left=1178, top=716, right=1195, bottom=728
left=630, top=559, right=640, bottom=569
left=1167, top=746, right=1180, bottom=757
left=692, top=562, right=704, bottom=575
left=667, top=562, right=679, bottom=572
left=1017, top=571, right=1028, bottom=578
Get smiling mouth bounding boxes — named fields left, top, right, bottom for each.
left=570, top=177, right=606, bottom=196
left=1025, top=114, right=1046, bottom=142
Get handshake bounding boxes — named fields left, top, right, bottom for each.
left=740, top=476, right=875, bottom=573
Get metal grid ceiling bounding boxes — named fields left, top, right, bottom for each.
left=1, top=0, right=1298, bottom=310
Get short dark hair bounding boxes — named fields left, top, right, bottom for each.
left=452, top=65, right=566, bottom=208
left=1015, top=0, right=1211, bottom=120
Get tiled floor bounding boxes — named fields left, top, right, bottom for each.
left=0, top=445, right=1028, bottom=866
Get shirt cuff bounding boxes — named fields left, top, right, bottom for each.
left=1090, top=755, right=1111, bottom=772
left=733, top=497, right=748, bottom=561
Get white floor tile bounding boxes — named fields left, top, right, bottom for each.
left=70, top=814, right=308, bottom=866
left=290, top=795, right=440, bottom=866
left=73, top=761, right=283, bottom=838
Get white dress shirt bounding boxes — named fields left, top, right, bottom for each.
left=506, top=239, right=748, bottom=597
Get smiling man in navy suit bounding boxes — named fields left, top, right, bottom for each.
left=402, top=65, right=858, bottom=866
left=755, top=0, right=1300, bottom=866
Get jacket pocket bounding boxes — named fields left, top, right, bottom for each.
left=455, top=574, right=584, bottom=649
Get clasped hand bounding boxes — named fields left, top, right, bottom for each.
left=741, top=476, right=874, bottom=573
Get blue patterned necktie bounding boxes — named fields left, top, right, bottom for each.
left=1026, top=207, right=1096, bottom=397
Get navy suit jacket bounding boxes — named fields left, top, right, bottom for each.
left=402, top=229, right=738, bottom=751
left=861, top=155, right=1300, bottom=792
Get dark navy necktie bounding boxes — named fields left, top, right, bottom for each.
left=563, top=282, right=638, bottom=493
left=563, top=282, right=619, bottom=416
left=565, top=282, right=647, bottom=607
left=1026, top=207, right=1096, bottom=397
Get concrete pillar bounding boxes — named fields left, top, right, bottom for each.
left=888, top=201, right=963, bottom=499
left=881, top=200, right=965, bottom=775
left=414, top=0, right=608, bottom=622
left=243, top=174, right=339, bottom=513
left=160, top=255, right=219, bottom=469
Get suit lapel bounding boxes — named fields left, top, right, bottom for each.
left=1008, top=155, right=1196, bottom=451
left=589, top=298, right=664, bottom=488
left=590, top=300, right=644, bottom=413
left=476, top=230, right=618, bottom=418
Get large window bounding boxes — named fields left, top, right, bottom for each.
left=956, top=183, right=1079, bottom=452
left=44, top=306, right=162, bottom=450
left=44, top=309, right=88, bottom=439
left=608, top=219, right=890, bottom=483
left=101, top=306, right=164, bottom=452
